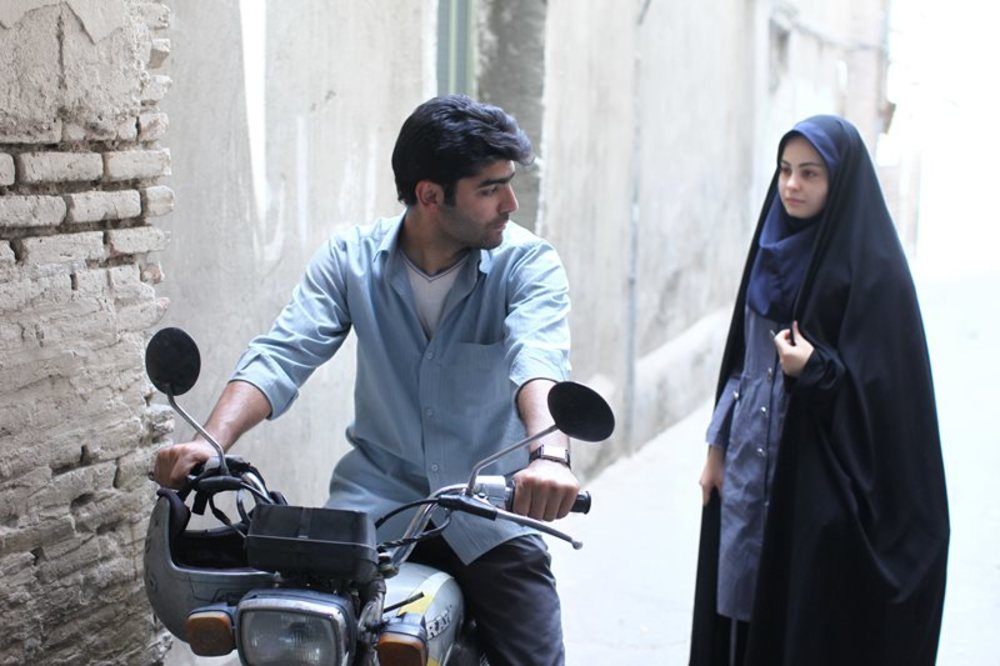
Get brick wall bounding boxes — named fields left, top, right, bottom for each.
left=0, top=2, right=174, bottom=663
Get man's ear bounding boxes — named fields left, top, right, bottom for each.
left=414, top=180, right=444, bottom=209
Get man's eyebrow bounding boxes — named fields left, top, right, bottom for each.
left=476, top=172, right=516, bottom=188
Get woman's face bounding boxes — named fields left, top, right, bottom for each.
left=778, top=136, right=829, bottom=219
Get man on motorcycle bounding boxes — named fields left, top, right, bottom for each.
left=152, top=94, right=578, bottom=665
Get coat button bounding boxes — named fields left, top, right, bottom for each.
left=756, top=447, right=766, bottom=458
left=760, top=406, right=768, bottom=416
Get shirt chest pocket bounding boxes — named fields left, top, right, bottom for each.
left=442, top=341, right=511, bottom=413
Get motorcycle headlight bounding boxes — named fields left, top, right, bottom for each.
left=236, top=595, right=353, bottom=666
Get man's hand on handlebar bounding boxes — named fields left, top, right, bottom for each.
left=152, top=440, right=217, bottom=489
left=511, top=460, right=580, bottom=522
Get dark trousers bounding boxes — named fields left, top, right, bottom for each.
left=409, top=533, right=565, bottom=666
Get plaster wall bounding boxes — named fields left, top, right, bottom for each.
left=157, top=0, right=434, bottom=509
left=629, top=0, right=758, bottom=446
left=535, top=0, right=639, bottom=465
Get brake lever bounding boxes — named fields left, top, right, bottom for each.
left=440, top=491, right=583, bottom=550
left=488, top=503, right=583, bottom=550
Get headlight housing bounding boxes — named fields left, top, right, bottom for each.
left=236, top=591, right=356, bottom=666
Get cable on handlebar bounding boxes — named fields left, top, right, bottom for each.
left=374, top=498, right=442, bottom=529
left=378, top=512, right=453, bottom=550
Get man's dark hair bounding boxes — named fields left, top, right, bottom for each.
left=391, top=95, right=533, bottom=206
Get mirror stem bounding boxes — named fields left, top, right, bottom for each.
left=167, top=394, right=229, bottom=477
left=464, top=424, right=558, bottom=496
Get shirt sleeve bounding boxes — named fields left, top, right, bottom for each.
left=788, top=342, right=844, bottom=411
left=503, top=239, right=572, bottom=390
left=705, top=374, right=741, bottom=448
left=231, top=237, right=353, bottom=419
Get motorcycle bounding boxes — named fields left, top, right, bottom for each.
left=142, top=327, right=615, bottom=665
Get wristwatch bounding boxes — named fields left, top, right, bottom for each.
left=529, top=445, right=571, bottom=468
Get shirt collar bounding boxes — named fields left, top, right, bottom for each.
left=376, top=208, right=495, bottom=276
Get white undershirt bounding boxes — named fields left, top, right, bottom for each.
left=402, top=252, right=468, bottom=338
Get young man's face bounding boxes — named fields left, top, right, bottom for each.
left=438, top=160, right=519, bottom=250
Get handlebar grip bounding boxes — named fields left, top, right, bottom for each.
left=505, top=487, right=592, bottom=514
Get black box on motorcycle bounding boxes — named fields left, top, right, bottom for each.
left=246, top=505, right=378, bottom=583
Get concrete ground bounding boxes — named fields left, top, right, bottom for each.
left=553, top=267, right=1000, bottom=665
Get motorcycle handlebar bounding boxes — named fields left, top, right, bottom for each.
left=472, top=476, right=592, bottom=515
left=571, top=491, right=592, bottom=514
left=508, top=488, right=591, bottom=514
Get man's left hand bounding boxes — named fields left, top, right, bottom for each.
left=511, top=459, right=580, bottom=522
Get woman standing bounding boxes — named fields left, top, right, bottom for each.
left=690, top=115, right=949, bottom=665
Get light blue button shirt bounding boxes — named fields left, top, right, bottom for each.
left=232, top=212, right=571, bottom=562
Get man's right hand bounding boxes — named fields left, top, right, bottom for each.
left=152, top=440, right=217, bottom=489
left=699, top=445, right=725, bottom=506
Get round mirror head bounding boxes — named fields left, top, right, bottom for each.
left=547, top=381, right=615, bottom=442
left=145, top=327, right=201, bottom=397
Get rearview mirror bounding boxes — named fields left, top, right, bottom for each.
left=145, top=327, right=201, bottom=397
left=547, top=381, right=615, bottom=442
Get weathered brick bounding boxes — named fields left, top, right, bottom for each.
left=107, top=226, right=167, bottom=255
left=109, top=264, right=155, bottom=302
left=144, top=403, right=175, bottom=439
left=0, top=322, right=22, bottom=352
left=149, top=38, right=171, bottom=68
left=141, top=185, right=174, bottom=216
left=116, top=117, right=138, bottom=142
left=34, top=531, right=102, bottom=580
left=117, top=297, right=168, bottom=332
left=18, top=232, right=105, bottom=266
left=62, top=122, right=115, bottom=143
left=140, top=74, right=172, bottom=103
left=137, top=112, right=168, bottom=142
left=0, top=120, right=62, bottom=144
left=103, top=149, right=171, bottom=181
left=0, top=241, right=14, bottom=266
left=0, top=274, right=73, bottom=314
left=72, top=267, right=110, bottom=295
left=0, top=514, right=75, bottom=559
left=45, top=462, right=118, bottom=511
left=2, top=348, right=81, bottom=394
left=0, top=153, right=13, bottom=186
left=42, top=308, right=118, bottom=356
left=0, top=195, right=67, bottom=228
left=0, top=466, right=52, bottom=523
left=16, top=152, right=104, bottom=184
left=0, top=553, right=35, bottom=594
left=110, top=450, right=152, bottom=493
left=64, top=190, right=141, bottom=223
left=141, top=2, right=171, bottom=29
left=140, top=261, right=164, bottom=284
left=73, top=490, right=144, bottom=534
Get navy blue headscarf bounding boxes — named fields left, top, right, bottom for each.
left=746, top=119, right=842, bottom=322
